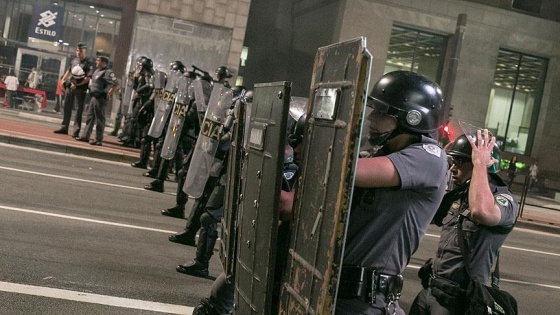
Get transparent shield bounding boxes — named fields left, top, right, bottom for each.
left=183, top=85, right=234, bottom=198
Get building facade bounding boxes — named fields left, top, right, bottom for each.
left=241, top=0, right=560, bottom=189
left=1, top=0, right=559, bottom=188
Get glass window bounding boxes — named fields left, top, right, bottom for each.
left=485, top=49, right=547, bottom=155
left=384, top=25, right=447, bottom=83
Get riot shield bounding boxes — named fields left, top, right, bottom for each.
left=193, top=78, right=213, bottom=125
left=279, top=37, right=372, bottom=315
left=160, top=75, right=193, bottom=159
left=219, top=92, right=248, bottom=277
left=121, top=72, right=134, bottom=114
left=233, top=82, right=291, bottom=315
left=148, top=69, right=182, bottom=138
left=183, top=85, right=234, bottom=198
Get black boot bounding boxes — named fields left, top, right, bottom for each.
left=144, top=179, right=164, bottom=192
left=161, top=205, right=184, bottom=218
left=142, top=169, right=158, bottom=178
left=168, top=229, right=196, bottom=246
left=176, top=260, right=209, bottom=277
left=192, top=298, right=221, bottom=315
left=131, top=161, right=148, bottom=169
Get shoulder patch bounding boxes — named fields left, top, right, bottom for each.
left=495, top=194, right=510, bottom=207
left=422, top=144, right=441, bottom=157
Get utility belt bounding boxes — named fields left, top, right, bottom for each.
left=338, top=266, right=403, bottom=306
left=90, top=91, right=107, bottom=98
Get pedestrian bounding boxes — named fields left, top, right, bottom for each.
left=26, top=67, right=37, bottom=89
left=54, top=76, right=64, bottom=113
left=54, top=42, right=93, bottom=137
left=4, top=70, right=18, bottom=109
left=528, top=160, right=538, bottom=192
left=75, top=56, right=117, bottom=146
left=506, top=155, right=518, bottom=187
left=409, top=130, right=518, bottom=315
left=335, top=71, right=448, bottom=315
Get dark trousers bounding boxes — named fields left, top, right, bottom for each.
left=409, top=288, right=461, bottom=315
left=55, top=94, right=63, bottom=112
left=6, top=90, right=15, bottom=108
left=208, top=272, right=235, bottom=314
left=82, top=96, right=107, bottom=142
left=61, top=87, right=87, bottom=135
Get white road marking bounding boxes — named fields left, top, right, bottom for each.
left=406, top=264, right=560, bottom=290
left=0, top=281, right=193, bottom=314
left=0, top=142, right=130, bottom=166
left=424, top=233, right=560, bottom=256
left=0, top=205, right=177, bottom=234
left=0, top=165, right=146, bottom=191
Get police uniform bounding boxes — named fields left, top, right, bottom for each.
left=337, top=136, right=448, bottom=315
left=409, top=175, right=518, bottom=314
left=80, top=59, right=117, bottom=144
left=192, top=149, right=300, bottom=315
left=59, top=50, right=93, bottom=137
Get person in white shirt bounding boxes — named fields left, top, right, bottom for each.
left=4, top=70, right=18, bottom=108
left=529, top=161, right=538, bottom=192
left=27, top=67, right=37, bottom=89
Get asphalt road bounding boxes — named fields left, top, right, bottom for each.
left=1, top=143, right=559, bottom=314
left=0, top=143, right=221, bottom=314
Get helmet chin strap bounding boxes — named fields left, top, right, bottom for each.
left=368, top=131, right=392, bottom=146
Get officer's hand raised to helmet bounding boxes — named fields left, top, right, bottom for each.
left=468, top=129, right=498, bottom=170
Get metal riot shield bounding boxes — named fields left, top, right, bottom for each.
left=193, top=78, right=213, bottom=125
left=148, top=69, right=182, bottom=138
left=183, top=85, right=234, bottom=198
left=219, top=92, right=248, bottom=277
left=279, top=37, right=372, bottom=315
left=233, top=82, right=291, bottom=315
left=160, top=75, right=192, bottom=159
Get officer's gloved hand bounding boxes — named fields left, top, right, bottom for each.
left=219, top=132, right=231, bottom=143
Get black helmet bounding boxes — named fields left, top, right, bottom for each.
left=170, top=61, right=186, bottom=73
left=369, top=71, right=443, bottom=133
left=448, top=133, right=501, bottom=173
left=138, top=57, right=153, bottom=73
left=215, top=66, right=232, bottom=79
left=288, top=114, right=306, bottom=148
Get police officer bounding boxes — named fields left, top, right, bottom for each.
left=131, top=67, right=165, bottom=169
left=143, top=61, right=186, bottom=180
left=335, top=71, right=448, bottom=315
left=145, top=67, right=200, bottom=192
left=121, top=56, right=154, bottom=149
left=214, top=66, right=232, bottom=88
left=76, top=56, right=117, bottom=145
left=172, top=86, right=245, bottom=276
left=54, top=42, right=93, bottom=137
left=191, top=112, right=305, bottom=315
left=409, top=130, right=518, bottom=315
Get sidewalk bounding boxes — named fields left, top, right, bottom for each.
left=1, top=106, right=559, bottom=234
left=0, top=106, right=138, bottom=164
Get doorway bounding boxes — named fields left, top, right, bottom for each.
left=16, top=48, right=67, bottom=101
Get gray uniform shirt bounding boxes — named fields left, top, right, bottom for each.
left=90, top=67, right=117, bottom=95
left=433, top=176, right=518, bottom=288
left=343, top=136, right=448, bottom=275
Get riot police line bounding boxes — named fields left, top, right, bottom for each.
left=116, top=37, right=518, bottom=315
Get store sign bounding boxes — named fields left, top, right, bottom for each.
left=28, top=4, right=64, bottom=42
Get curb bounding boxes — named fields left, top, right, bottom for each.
left=0, top=134, right=137, bottom=164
